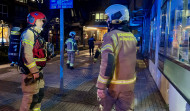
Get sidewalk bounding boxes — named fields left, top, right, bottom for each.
left=0, top=49, right=168, bottom=111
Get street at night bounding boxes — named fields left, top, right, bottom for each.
left=0, top=0, right=190, bottom=111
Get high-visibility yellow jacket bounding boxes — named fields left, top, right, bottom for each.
left=65, top=38, right=78, bottom=52
left=96, top=29, right=137, bottom=91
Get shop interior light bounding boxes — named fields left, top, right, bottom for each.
left=183, top=25, right=190, bottom=30
left=86, top=27, right=97, bottom=30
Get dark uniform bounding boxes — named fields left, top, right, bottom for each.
left=88, top=37, right=96, bottom=56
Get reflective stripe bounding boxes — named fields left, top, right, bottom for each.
left=67, top=49, right=75, bottom=51
left=117, top=33, right=134, bottom=37
left=33, top=108, right=41, bottom=111
left=66, top=38, right=76, bottom=51
left=101, top=44, right=113, bottom=53
left=34, top=58, right=46, bottom=62
left=120, top=37, right=136, bottom=41
left=11, top=31, right=20, bottom=35
left=8, top=53, right=18, bottom=56
left=111, top=34, right=117, bottom=48
left=25, top=62, right=36, bottom=69
left=67, top=60, right=70, bottom=64
left=97, top=75, right=109, bottom=84
left=22, top=39, right=34, bottom=46
left=111, top=75, right=136, bottom=84
left=70, top=63, right=74, bottom=67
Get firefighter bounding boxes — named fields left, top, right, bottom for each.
left=93, top=42, right=102, bottom=63
left=19, top=11, right=47, bottom=111
left=65, top=31, right=79, bottom=70
left=96, top=4, right=137, bottom=111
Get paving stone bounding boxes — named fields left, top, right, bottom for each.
left=0, top=49, right=168, bottom=111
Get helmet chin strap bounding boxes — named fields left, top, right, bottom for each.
left=35, top=26, right=43, bottom=31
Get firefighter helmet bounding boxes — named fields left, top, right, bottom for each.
left=27, top=11, right=47, bottom=25
left=69, top=31, right=76, bottom=37
left=105, top=4, right=129, bottom=24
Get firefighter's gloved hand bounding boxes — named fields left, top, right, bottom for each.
left=24, top=74, right=35, bottom=86
left=97, top=89, right=106, bottom=99
left=33, top=73, right=39, bottom=80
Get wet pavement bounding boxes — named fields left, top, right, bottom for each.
left=0, top=48, right=168, bottom=111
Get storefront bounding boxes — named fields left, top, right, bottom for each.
left=83, top=26, right=107, bottom=45
left=148, top=0, right=190, bottom=110
left=0, top=22, right=10, bottom=46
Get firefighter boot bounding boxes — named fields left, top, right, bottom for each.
left=66, top=64, right=70, bottom=69
left=70, top=66, right=74, bottom=70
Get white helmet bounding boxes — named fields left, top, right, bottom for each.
left=69, top=31, right=76, bottom=37
left=105, top=4, right=129, bottom=24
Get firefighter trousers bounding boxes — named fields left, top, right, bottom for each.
left=98, top=89, right=134, bottom=111
left=20, top=74, right=45, bottom=111
left=67, top=52, right=75, bottom=67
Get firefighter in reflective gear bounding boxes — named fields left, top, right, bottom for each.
left=65, top=31, right=79, bottom=70
left=96, top=4, right=137, bottom=111
left=19, top=11, right=47, bottom=111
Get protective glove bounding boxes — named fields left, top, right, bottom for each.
left=24, top=73, right=39, bottom=86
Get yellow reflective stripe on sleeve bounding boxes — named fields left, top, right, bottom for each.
left=22, top=39, right=34, bottom=46
left=11, top=31, right=20, bottom=35
left=111, top=75, right=136, bottom=84
left=25, top=62, right=36, bottom=69
left=101, top=44, right=113, bottom=53
left=33, top=108, right=41, bottom=111
left=111, top=34, right=117, bottom=48
left=97, top=75, right=109, bottom=84
left=34, top=58, right=46, bottom=62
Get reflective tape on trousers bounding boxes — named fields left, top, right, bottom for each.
left=110, top=76, right=136, bottom=84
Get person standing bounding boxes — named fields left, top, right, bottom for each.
left=19, top=11, right=47, bottom=111
left=96, top=4, right=137, bottom=111
left=65, top=31, right=79, bottom=70
left=88, top=34, right=96, bottom=56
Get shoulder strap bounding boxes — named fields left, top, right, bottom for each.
left=28, top=27, right=38, bottom=41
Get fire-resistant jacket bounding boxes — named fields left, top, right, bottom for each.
left=65, top=38, right=78, bottom=52
left=20, top=26, right=43, bottom=74
left=96, top=29, right=137, bottom=92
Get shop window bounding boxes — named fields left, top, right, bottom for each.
left=150, top=17, right=157, bottom=63
left=16, top=0, right=27, bottom=3
left=95, top=13, right=99, bottom=20
left=167, top=0, right=190, bottom=65
left=158, top=2, right=167, bottom=71
left=93, top=13, right=107, bottom=22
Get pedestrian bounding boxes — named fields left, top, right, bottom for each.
left=65, top=31, right=79, bottom=70
left=88, top=34, right=96, bottom=56
left=96, top=4, right=137, bottom=111
left=19, top=11, right=47, bottom=111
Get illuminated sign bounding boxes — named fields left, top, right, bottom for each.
left=50, top=0, right=73, bottom=9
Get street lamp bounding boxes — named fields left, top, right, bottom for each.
left=1, top=20, right=4, bottom=47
